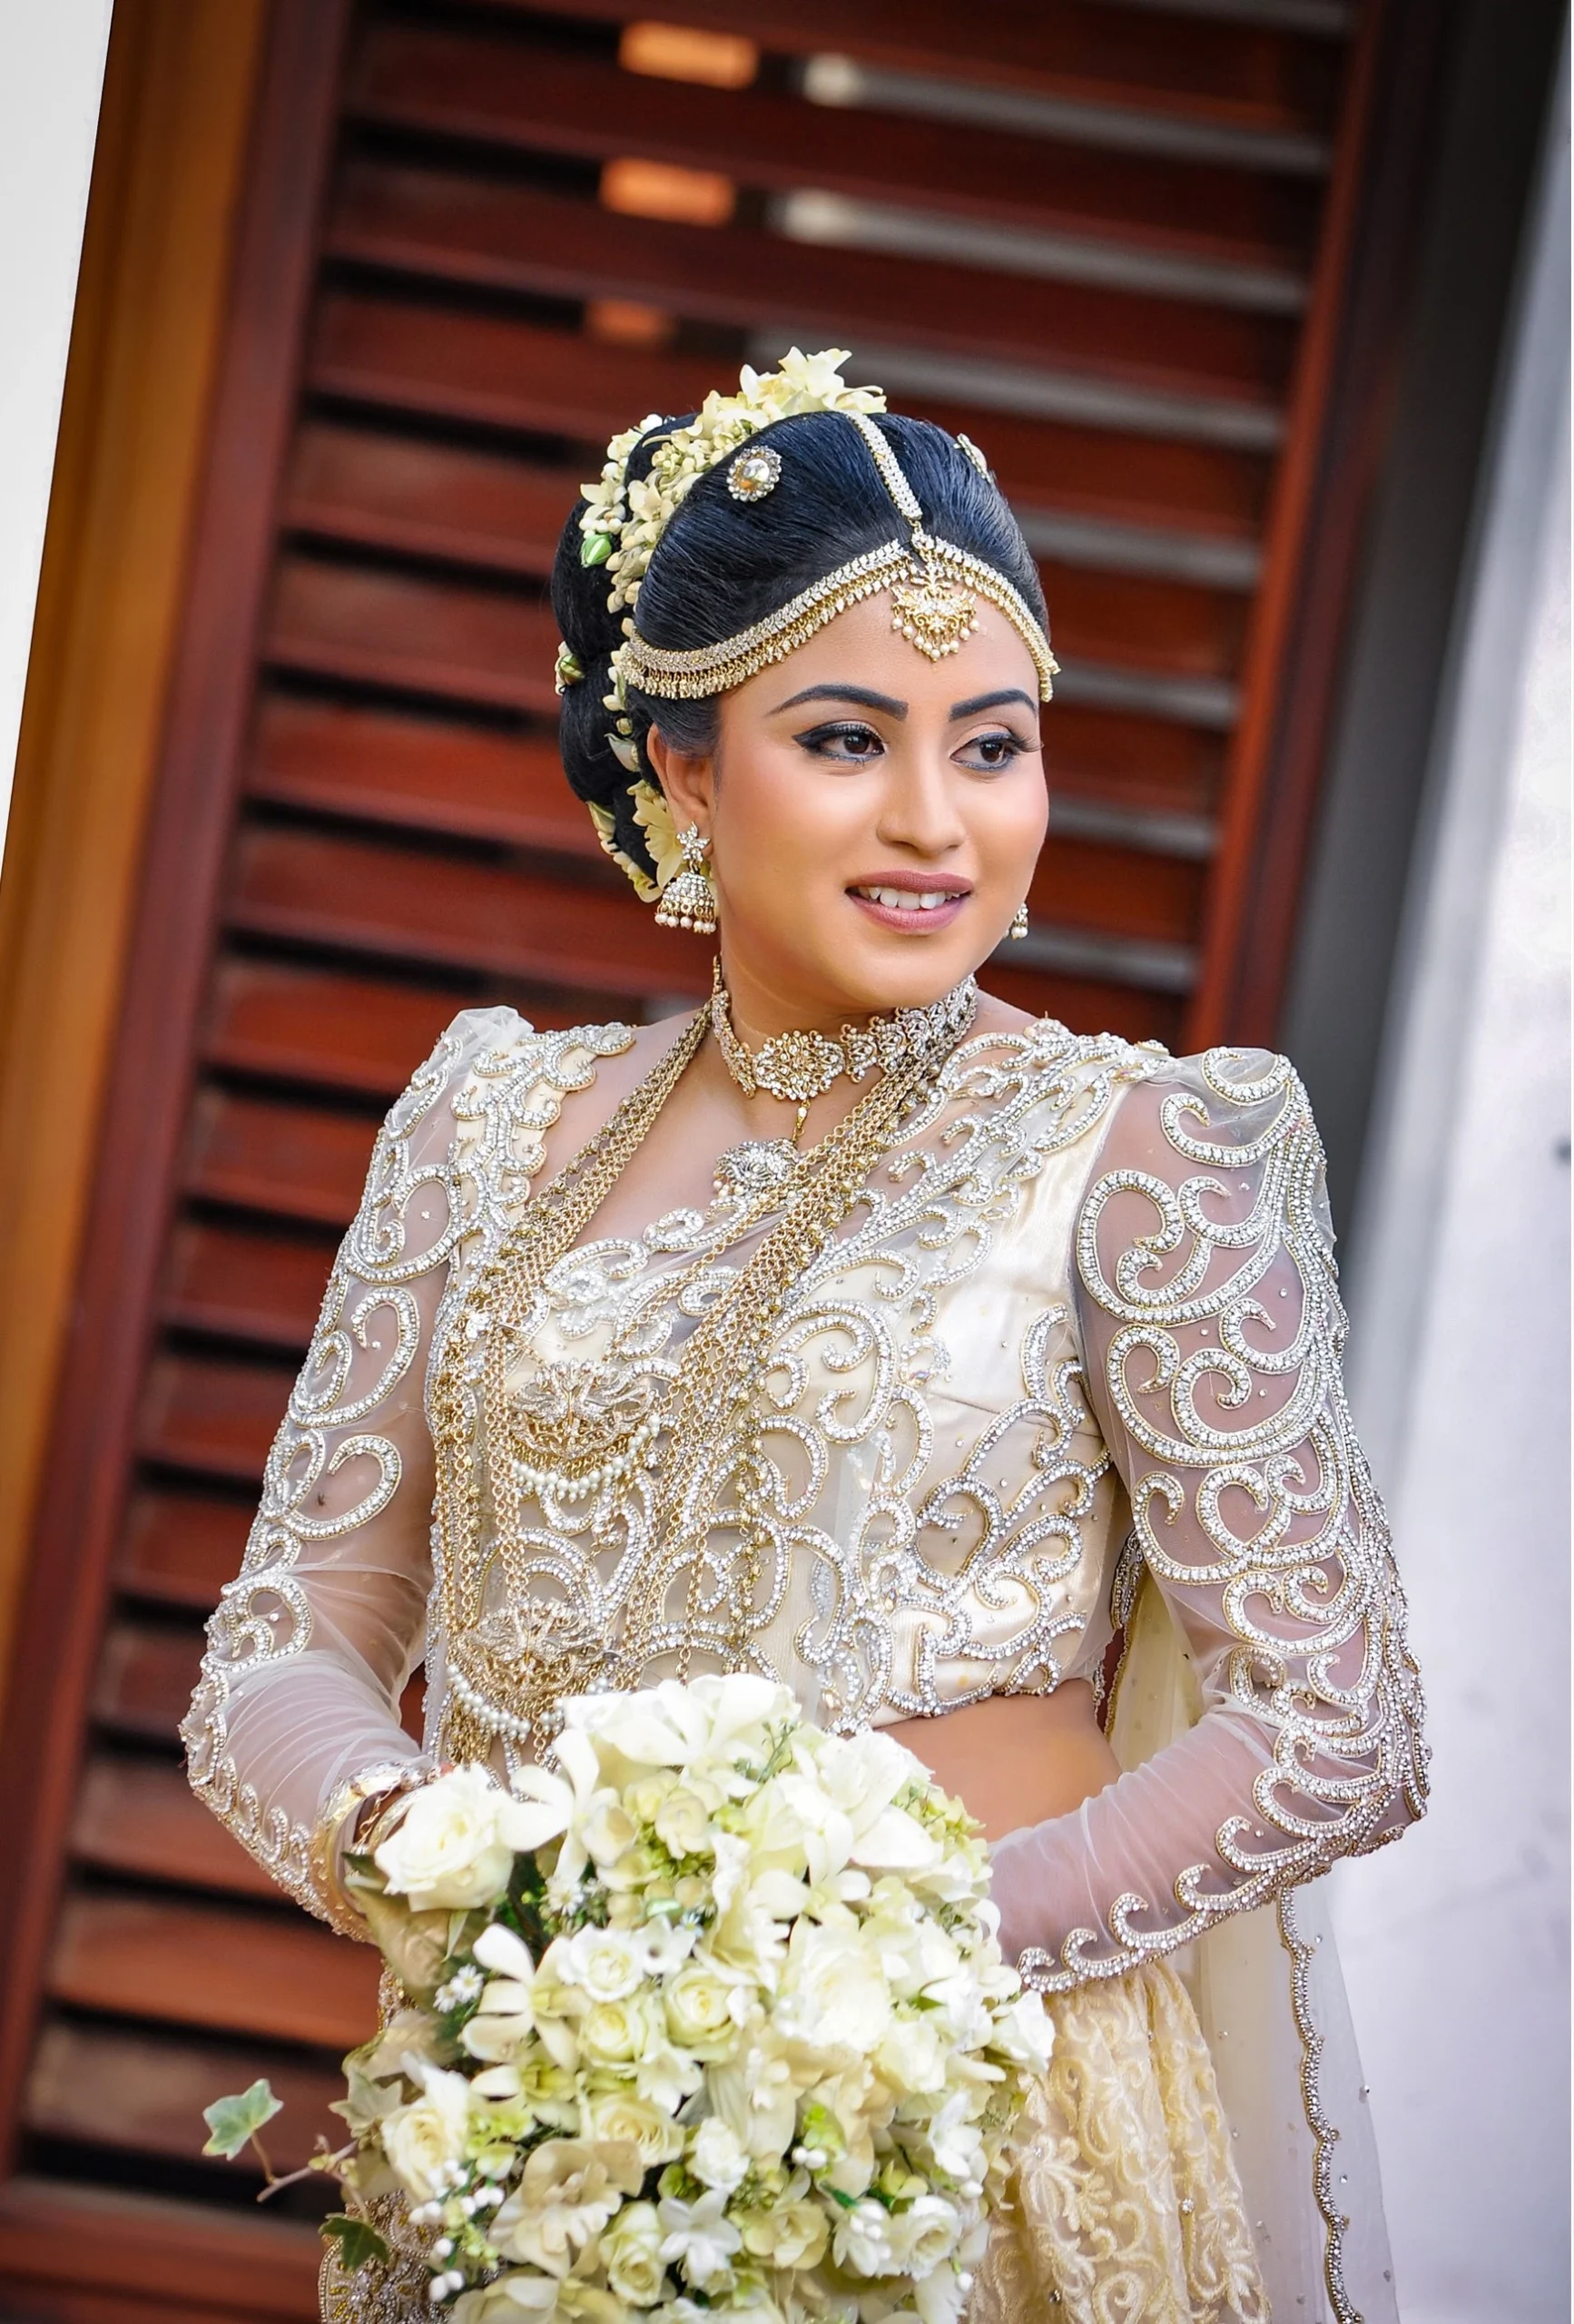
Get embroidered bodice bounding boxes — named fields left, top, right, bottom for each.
left=183, top=1008, right=1425, bottom=1986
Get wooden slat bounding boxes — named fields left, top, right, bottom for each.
left=119, top=1489, right=252, bottom=1609
left=283, top=419, right=575, bottom=577
left=347, top=25, right=1320, bottom=273
left=1045, top=559, right=1245, bottom=682
left=203, top=959, right=467, bottom=1098
left=485, top=0, right=1344, bottom=140
left=250, top=694, right=595, bottom=855
left=94, top=1620, right=202, bottom=1741
left=49, top=1892, right=379, bottom=2050
left=73, top=1755, right=280, bottom=1899
left=138, top=1352, right=293, bottom=1482
left=1028, top=839, right=1201, bottom=947
left=327, top=165, right=1295, bottom=407
left=26, top=2019, right=342, bottom=2171
left=0, top=2176, right=321, bottom=2319
left=264, top=554, right=557, bottom=713
left=1048, top=704, right=1225, bottom=821
left=163, top=1218, right=332, bottom=1352
left=279, top=432, right=1247, bottom=682
left=306, top=296, right=1272, bottom=540
left=185, top=1084, right=374, bottom=1226
left=228, top=824, right=713, bottom=999
left=979, top=961, right=1179, bottom=1050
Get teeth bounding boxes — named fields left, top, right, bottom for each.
left=857, top=886, right=959, bottom=911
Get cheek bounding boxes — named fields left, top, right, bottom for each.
left=971, top=765, right=1048, bottom=865
left=718, top=746, right=864, bottom=880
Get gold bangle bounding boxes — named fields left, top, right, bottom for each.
left=310, top=1760, right=429, bottom=1939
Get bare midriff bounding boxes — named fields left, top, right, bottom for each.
left=886, top=1681, right=1121, bottom=1844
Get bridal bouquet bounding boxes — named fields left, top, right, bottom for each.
left=204, top=1676, right=1052, bottom=2322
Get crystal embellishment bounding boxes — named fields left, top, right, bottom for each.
left=727, top=444, right=782, bottom=502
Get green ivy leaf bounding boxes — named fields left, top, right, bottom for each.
left=580, top=531, right=614, bottom=567
left=202, top=2078, right=282, bottom=2160
left=322, top=2214, right=391, bottom=2268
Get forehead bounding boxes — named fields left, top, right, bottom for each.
left=728, top=589, right=1042, bottom=720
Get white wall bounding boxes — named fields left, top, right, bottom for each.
left=0, top=0, right=115, bottom=872
left=1333, top=44, right=1570, bottom=2324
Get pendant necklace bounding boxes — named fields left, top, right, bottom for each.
left=708, top=957, right=979, bottom=1143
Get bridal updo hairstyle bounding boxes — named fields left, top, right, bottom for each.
left=551, top=409, right=1048, bottom=891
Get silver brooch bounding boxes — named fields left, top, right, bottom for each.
left=727, top=444, right=782, bottom=502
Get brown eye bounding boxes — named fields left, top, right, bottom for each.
left=959, top=728, right=1030, bottom=772
left=796, top=721, right=886, bottom=762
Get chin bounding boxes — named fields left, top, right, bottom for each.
left=828, top=938, right=983, bottom=1012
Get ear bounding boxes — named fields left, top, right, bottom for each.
left=644, top=726, right=715, bottom=836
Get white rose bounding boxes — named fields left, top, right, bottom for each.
left=600, top=2199, right=668, bottom=2305
left=577, top=1994, right=648, bottom=2066
left=374, top=1767, right=554, bottom=1913
left=739, top=2196, right=829, bottom=2270
left=561, top=1925, right=644, bottom=2003
left=380, top=2064, right=470, bottom=2203
left=664, top=1961, right=746, bottom=2056
left=777, top=1921, right=890, bottom=2057
left=689, top=2116, right=748, bottom=2193
left=831, top=2196, right=897, bottom=2277
left=889, top=2193, right=961, bottom=2275
left=585, top=2088, right=683, bottom=2168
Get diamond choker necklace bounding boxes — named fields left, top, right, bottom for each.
left=709, top=960, right=979, bottom=1138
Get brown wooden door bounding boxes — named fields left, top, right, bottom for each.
left=0, top=1, right=1419, bottom=2311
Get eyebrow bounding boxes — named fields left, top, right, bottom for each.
left=771, top=683, right=909, bottom=719
left=949, top=688, right=1039, bottom=720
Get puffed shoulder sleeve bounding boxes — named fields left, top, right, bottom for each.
left=181, top=1006, right=525, bottom=1930
left=991, top=1046, right=1428, bottom=1990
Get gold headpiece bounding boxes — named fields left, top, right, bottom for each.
left=564, top=352, right=1057, bottom=903
left=617, top=407, right=1057, bottom=704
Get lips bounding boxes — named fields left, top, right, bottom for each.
left=852, top=885, right=962, bottom=912
left=847, top=876, right=970, bottom=932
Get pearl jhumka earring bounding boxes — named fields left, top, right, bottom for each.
left=654, top=824, right=718, bottom=933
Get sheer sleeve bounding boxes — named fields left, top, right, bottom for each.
left=182, top=1008, right=524, bottom=1931
left=991, top=1047, right=1428, bottom=1992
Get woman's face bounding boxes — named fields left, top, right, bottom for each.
left=649, top=591, right=1048, bottom=1027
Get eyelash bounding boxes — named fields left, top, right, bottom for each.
left=794, top=721, right=1033, bottom=768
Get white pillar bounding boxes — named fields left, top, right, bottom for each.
left=1334, top=41, right=1570, bottom=2324
left=0, top=0, right=115, bottom=872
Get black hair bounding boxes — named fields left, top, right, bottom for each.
left=550, top=409, right=1047, bottom=884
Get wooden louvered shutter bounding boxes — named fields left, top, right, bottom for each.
left=0, top=1, right=1422, bottom=2312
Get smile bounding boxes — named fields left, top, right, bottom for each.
left=851, top=886, right=962, bottom=911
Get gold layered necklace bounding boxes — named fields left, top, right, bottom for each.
left=430, top=970, right=979, bottom=1757
left=709, top=958, right=979, bottom=1140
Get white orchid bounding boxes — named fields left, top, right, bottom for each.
left=658, top=2184, right=743, bottom=2289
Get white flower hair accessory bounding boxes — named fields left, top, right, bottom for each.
left=575, top=348, right=885, bottom=615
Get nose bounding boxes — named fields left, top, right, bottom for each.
left=873, top=744, right=967, bottom=859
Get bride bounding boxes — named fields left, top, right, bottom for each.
left=183, top=351, right=1427, bottom=2323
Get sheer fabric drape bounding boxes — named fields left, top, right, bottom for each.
left=182, top=1012, right=517, bottom=1918
left=990, top=1053, right=1426, bottom=1990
